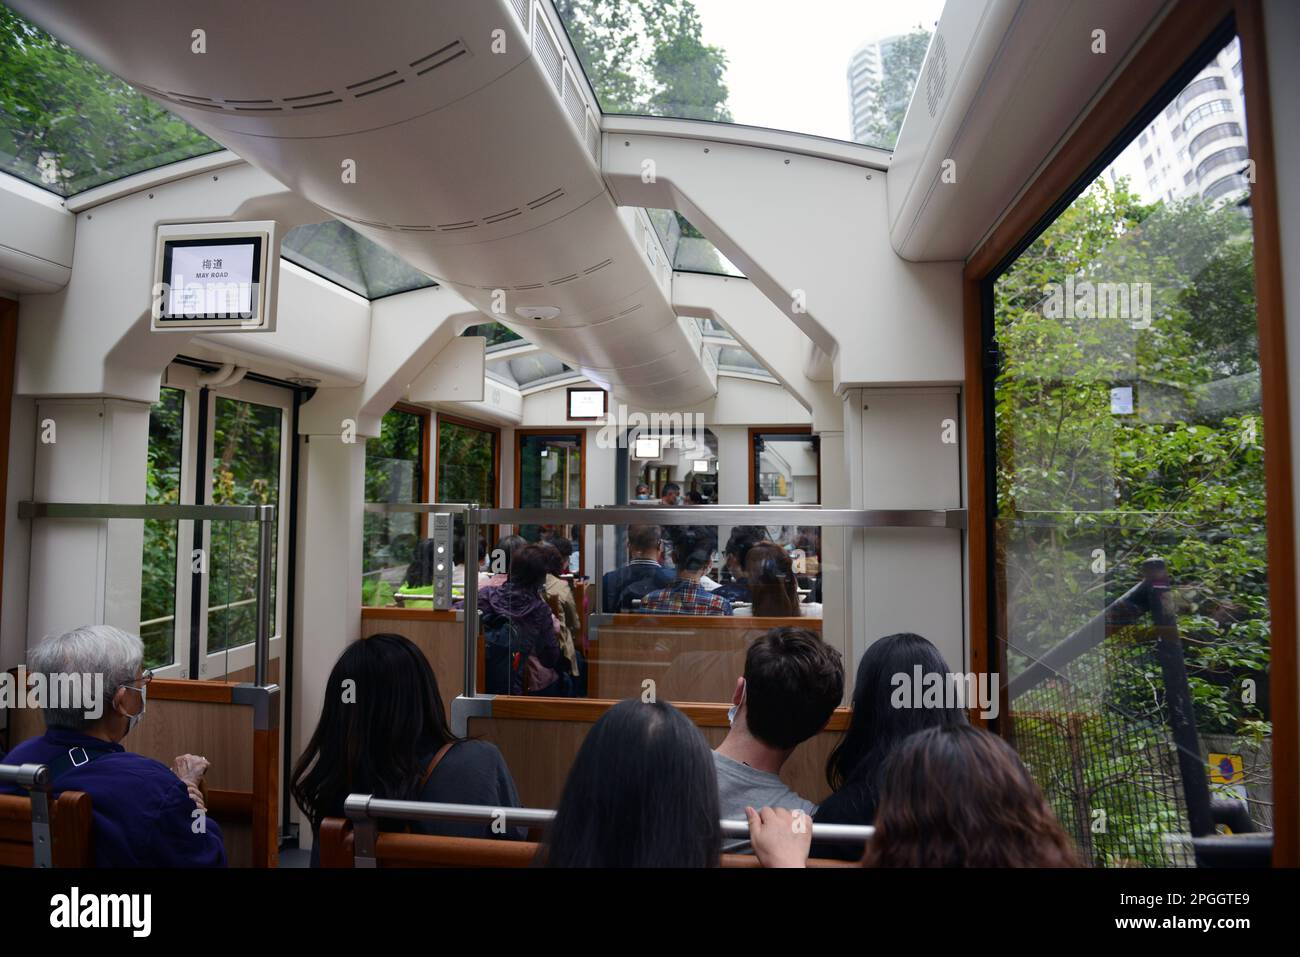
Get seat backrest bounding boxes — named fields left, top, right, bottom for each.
left=0, top=790, right=94, bottom=867
left=318, top=818, right=857, bottom=869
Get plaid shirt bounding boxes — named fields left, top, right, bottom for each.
left=641, top=578, right=733, bottom=616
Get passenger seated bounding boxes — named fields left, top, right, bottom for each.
left=641, top=525, right=732, bottom=615
left=478, top=533, right=526, bottom=591
left=713, top=525, right=767, bottom=604
left=732, top=542, right=823, bottom=617
left=538, top=698, right=721, bottom=867
left=0, top=625, right=226, bottom=867
left=601, top=523, right=674, bottom=612
left=634, top=483, right=653, bottom=500
left=292, top=632, right=522, bottom=864
left=713, top=627, right=843, bottom=851
left=748, top=725, right=1079, bottom=868
left=811, top=632, right=968, bottom=860
left=479, top=544, right=563, bottom=695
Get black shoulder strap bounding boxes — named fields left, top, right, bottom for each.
left=43, top=744, right=116, bottom=786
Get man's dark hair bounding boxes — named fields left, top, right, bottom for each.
left=627, top=524, right=662, bottom=554
left=724, top=525, right=768, bottom=565
left=668, top=524, right=717, bottom=572
left=508, top=544, right=549, bottom=590
left=662, top=482, right=682, bottom=497
left=743, top=627, right=844, bottom=750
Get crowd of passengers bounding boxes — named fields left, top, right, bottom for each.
left=1, top=623, right=1078, bottom=868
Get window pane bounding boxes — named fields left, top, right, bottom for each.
left=281, top=220, right=436, bottom=299
left=362, top=409, right=424, bottom=608
left=140, top=387, right=184, bottom=669
left=992, top=37, right=1269, bottom=866
left=518, top=433, right=583, bottom=573
left=751, top=432, right=819, bottom=505
left=0, top=7, right=220, bottom=196
left=207, top=398, right=282, bottom=652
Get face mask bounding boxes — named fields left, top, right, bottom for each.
left=116, top=683, right=147, bottom=736
left=727, top=679, right=745, bottom=726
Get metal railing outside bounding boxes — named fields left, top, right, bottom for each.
left=342, top=793, right=873, bottom=867
left=17, top=501, right=277, bottom=686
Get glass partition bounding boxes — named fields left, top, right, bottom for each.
left=362, top=408, right=426, bottom=607
left=141, top=386, right=185, bottom=669
left=516, top=432, right=584, bottom=573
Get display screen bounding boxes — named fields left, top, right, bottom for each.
left=633, top=437, right=661, bottom=459
left=567, top=388, right=607, bottom=420
left=692, top=459, right=711, bottom=473
left=161, top=237, right=261, bottom=320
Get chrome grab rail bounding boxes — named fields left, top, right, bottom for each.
left=17, top=501, right=277, bottom=687
left=342, top=794, right=873, bottom=866
left=0, top=763, right=53, bottom=868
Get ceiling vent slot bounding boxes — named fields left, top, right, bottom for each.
left=483, top=208, right=523, bottom=224
left=527, top=188, right=565, bottom=209
left=354, top=77, right=405, bottom=98
left=533, top=16, right=563, bottom=91
left=411, top=41, right=468, bottom=76
left=513, top=283, right=545, bottom=290
left=925, top=32, right=948, bottom=118
left=437, top=220, right=478, bottom=231
left=549, top=273, right=580, bottom=285
left=562, top=69, right=586, bottom=131
left=585, top=113, right=601, bottom=164
left=583, top=258, right=613, bottom=275
left=510, top=0, right=531, bottom=35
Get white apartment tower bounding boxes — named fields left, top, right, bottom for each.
left=848, top=34, right=906, bottom=146
left=1106, top=37, right=1249, bottom=205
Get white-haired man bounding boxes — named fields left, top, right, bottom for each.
left=0, top=625, right=226, bottom=867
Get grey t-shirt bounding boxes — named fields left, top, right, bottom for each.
left=713, top=750, right=817, bottom=853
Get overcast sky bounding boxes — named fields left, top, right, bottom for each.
left=689, top=0, right=949, bottom=141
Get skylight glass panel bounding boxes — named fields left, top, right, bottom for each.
left=461, top=322, right=528, bottom=351
left=0, top=6, right=222, bottom=196
left=508, top=352, right=574, bottom=387
left=645, top=209, right=745, bottom=277
left=281, top=221, right=435, bottom=300
left=554, top=0, right=946, bottom=148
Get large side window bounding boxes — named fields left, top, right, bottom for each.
left=990, top=35, right=1268, bottom=866
left=362, top=406, right=427, bottom=607
left=141, top=386, right=185, bottom=669
left=517, top=430, right=583, bottom=573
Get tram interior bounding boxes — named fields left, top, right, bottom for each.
left=0, top=0, right=1297, bottom=875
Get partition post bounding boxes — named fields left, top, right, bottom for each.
left=255, top=504, right=276, bottom=689
left=592, top=518, right=604, bottom=616
left=463, top=505, right=480, bottom=698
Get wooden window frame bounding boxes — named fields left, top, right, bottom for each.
left=747, top=425, right=819, bottom=505
left=962, top=0, right=1296, bottom=865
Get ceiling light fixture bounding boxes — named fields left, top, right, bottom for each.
left=514, top=305, right=561, bottom=320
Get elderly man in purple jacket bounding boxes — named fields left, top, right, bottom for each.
left=1, top=625, right=226, bottom=867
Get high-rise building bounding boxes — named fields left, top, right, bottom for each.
left=1105, top=37, right=1249, bottom=206
left=847, top=34, right=906, bottom=145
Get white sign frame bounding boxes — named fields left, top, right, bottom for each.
left=151, top=220, right=280, bottom=332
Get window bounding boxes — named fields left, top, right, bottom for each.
left=1196, top=145, right=1250, bottom=182
left=362, top=407, right=428, bottom=608
left=207, top=397, right=283, bottom=654
left=1189, top=121, right=1243, bottom=156
left=0, top=6, right=220, bottom=196
left=1139, top=132, right=1149, bottom=148
left=1175, top=75, right=1227, bottom=111
left=1202, top=173, right=1249, bottom=202
left=1182, top=98, right=1233, bottom=132
left=436, top=415, right=498, bottom=507
left=516, top=430, right=584, bottom=573
left=281, top=221, right=435, bottom=299
left=749, top=428, right=819, bottom=505
left=140, top=386, right=185, bottom=669
left=988, top=35, right=1269, bottom=865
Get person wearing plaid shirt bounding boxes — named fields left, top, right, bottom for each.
left=642, top=525, right=733, bottom=616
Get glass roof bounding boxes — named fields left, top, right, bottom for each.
left=461, top=322, right=527, bottom=351
left=486, top=350, right=578, bottom=390
left=281, top=221, right=436, bottom=300
left=0, top=6, right=222, bottom=197
left=555, top=0, right=945, bottom=148
left=710, top=343, right=775, bottom=381
left=646, top=209, right=744, bottom=277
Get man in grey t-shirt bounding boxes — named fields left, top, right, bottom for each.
left=713, top=626, right=844, bottom=853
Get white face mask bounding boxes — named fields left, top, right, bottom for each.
left=727, top=679, right=745, bottom=726
left=116, top=682, right=147, bottom=736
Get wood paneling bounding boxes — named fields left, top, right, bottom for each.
left=360, top=612, right=465, bottom=712
left=470, top=700, right=847, bottom=809
left=0, top=790, right=94, bottom=868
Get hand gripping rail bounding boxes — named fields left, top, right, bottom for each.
left=342, top=794, right=873, bottom=867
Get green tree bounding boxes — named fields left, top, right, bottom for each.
left=0, top=6, right=217, bottom=195
left=556, top=0, right=731, bottom=121
left=856, top=29, right=931, bottom=149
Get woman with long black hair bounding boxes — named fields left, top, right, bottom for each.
left=812, top=632, right=968, bottom=859
left=538, top=698, right=723, bottom=867
left=291, top=632, right=522, bottom=864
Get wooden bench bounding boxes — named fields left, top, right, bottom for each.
left=318, top=818, right=856, bottom=868
left=0, top=790, right=94, bottom=867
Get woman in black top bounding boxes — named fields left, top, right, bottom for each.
left=292, top=632, right=522, bottom=864
left=812, top=633, right=968, bottom=860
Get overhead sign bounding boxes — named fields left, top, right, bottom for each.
left=152, top=221, right=280, bottom=332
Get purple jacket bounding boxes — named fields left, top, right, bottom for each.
left=479, top=583, right=561, bottom=693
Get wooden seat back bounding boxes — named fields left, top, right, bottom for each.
left=0, top=790, right=94, bottom=867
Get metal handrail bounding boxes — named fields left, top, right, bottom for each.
left=342, top=795, right=873, bottom=863
left=363, top=503, right=965, bottom=529
left=0, top=763, right=52, bottom=867
left=18, top=501, right=277, bottom=688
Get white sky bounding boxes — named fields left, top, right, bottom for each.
left=689, top=0, right=948, bottom=141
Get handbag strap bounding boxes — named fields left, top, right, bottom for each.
left=418, top=740, right=456, bottom=791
